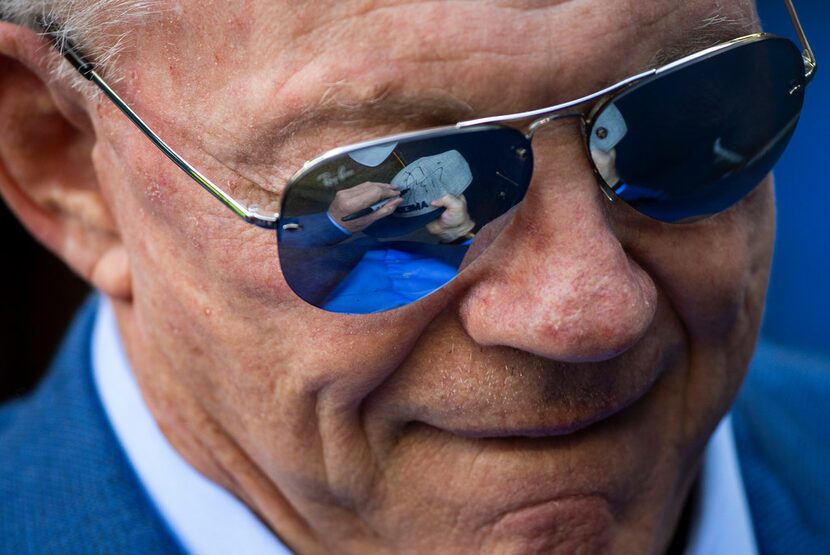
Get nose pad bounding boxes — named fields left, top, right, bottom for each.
left=458, top=123, right=657, bottom=363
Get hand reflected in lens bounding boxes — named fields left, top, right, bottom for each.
left=426, top=194, right=475, bottom=243
left=327, top=182, right=404, bottom=234
left=591, top=148, right=621, bottom=186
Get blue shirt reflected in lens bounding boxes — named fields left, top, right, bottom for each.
left=279, top=210, right=470, bottom=314
left=322, top=246, right=464, bottom=313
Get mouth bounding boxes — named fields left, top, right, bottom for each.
left=414, top=379, right=657, bottom=443
left=432, top=395, right=646, bottom=439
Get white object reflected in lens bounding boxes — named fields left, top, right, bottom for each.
left=348, top=142, right=399, bottom=167
left=391, top=150, right=473, bottom=218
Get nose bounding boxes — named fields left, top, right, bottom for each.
left=459, top=125, right=657, bottom=363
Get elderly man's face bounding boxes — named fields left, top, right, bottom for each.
left=49, top=0, right=772, bottom=552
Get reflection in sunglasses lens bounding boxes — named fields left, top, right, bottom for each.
left=278, top=126, right=533, bottom=314
left=589, top=37, right=806, bottom=222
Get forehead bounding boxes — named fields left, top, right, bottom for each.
left=138, top=0, right=757, bottom=89
left=121, top=0, right=758, bottom=171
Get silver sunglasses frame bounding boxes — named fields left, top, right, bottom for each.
left=47, top=0, right=816, bottom=231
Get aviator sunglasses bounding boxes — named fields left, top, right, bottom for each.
left=43, top=0, right=816, bottom=314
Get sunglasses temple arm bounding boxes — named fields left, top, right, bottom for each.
left=784, top=0, right=817, bottom=83
left=41, top=25, right=280, bottom=230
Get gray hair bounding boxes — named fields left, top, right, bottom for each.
left=0, top=0, right=156, bottom=83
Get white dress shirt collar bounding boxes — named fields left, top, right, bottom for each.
left=92, top=298, right=757, bottom=555
left=683, top=415, right=759, bottom=555
left=92, top=298, right=292, bottom=555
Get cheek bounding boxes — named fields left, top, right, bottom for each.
left=96, top=116, right=294, bottom=299
left=620, top=180, right=775, bottom=343
left=616, top=179, right=775, bottom=442
left=94, top=124, right=448, bottom=464
left=93, top=125, right=307, bottom=395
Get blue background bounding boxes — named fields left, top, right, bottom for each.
left=757, top=0, right=829, bottom=355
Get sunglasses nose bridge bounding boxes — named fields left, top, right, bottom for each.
left=524, top=111, right=586, bottom=140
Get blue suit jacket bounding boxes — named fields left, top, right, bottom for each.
left=1, top=299, right=828, bottom=554
left=0, top=299, right=182, bottom=554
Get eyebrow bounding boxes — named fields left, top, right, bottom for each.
left=279, top=85, right=477, bottom=138
left=226, top=87, right=478, bottom=168
left=650, top=11, right=759, bottom=67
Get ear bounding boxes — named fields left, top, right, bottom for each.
left=0, top=22, right=131, bottom=301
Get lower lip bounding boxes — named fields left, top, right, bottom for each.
left=416, top=400, right=633, bottom=443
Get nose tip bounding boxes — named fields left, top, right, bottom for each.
left=460, top=233, right=657, bottom=362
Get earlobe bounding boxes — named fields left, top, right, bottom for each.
left=0, top=22, right=131, bottom=301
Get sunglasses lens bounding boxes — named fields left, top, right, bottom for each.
left=589, top=37, right=806, bottom=222
left=278, top=126, right=533, bottom=314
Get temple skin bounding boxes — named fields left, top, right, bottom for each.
left=0, top=0, right=772, bottom=553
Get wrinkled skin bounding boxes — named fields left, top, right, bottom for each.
left=0, top=0, right=773, bottom=553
